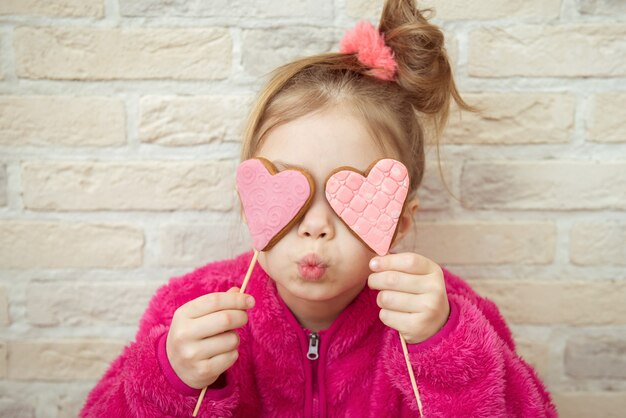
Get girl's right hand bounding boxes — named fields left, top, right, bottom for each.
left=166, top=287, right=255, bottom=389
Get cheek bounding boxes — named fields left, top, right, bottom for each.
left=257, top=251, right=269, bottom=272
left=258, top=241, right=291, bottom=274
left=335, top=229, right=376, bottom=268
left=338, top=226, right=372, bottom=253
left=257, top=250, right=278, bottom=273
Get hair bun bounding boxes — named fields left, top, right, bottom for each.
left=378, top=0, right=472, bottom=133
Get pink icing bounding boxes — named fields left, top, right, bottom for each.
left=325, top=159, right=409, bottom=256
left=236, top=158, right=313, bottom=251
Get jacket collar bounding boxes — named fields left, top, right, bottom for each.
left=243, top=250, right=382, bottom=362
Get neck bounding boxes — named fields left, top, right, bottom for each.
left=277, top=282, right=366, bottom=332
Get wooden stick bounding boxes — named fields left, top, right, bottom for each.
left=191, top=386, right=206, bottom=417
left=192, top=250, right=259, bottom=417
left=239, top=249, right=259, bottom=294
left=400, top=332, right=424, bottom=417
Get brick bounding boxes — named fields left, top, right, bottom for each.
left=121, top=0, right=333, bottom=19
left=15, top=27, right=231, bottom=80
left=347, top=0, right=561, bottom=20
left=469, top=280, right=626, bottom=325
left=158, top=222, right=251, bottom=267
left=0, top=35, right=3, bottom=80
left=0, top=287, right=8, bottom=326
left=395, top=222, right=555, bottom=265
left=445, top=34, right=458, bottom=67
left=588, top=93, right=626, bottom=143
left=0, top=341, right=6, bottom=378
left=552, top=392, right=626, bottom=418
left=27, top=281, right=159, bottom=326
left=139, top=95, right=252, bottom=146
left=415, top=162, right=453, bottom=210
left=0, top=0, right=103, bottom=17
left=242, top=27, right=339, bottom=77
left=8, top=339, right=126, bottom=380
left=469, top=25, right=626, bottom=77
left=578, top=0, right=626, bottom=15
left=446, top=93, right=575, bottom=144
left=56, top=387, right=91, bottom=418
left=22, top=160, right=235, bottom=211
left=0, top=34, right=4, bottom=80
left=570, top=222, right=626, bottom=266
left=345, top=0, right=383, bottom=18
left=461, top=161, right=626, bottom=210
left=565, top=335, right=626, bottom=378
left=0, top=96, right=125, bottom=147
left=515, top=338, right=550, bottom=380
left=0, top=396, right=34, bottom=418
left=0, top=221, right=143, bottom=269
left=421, top=0, right=561, bottom=20
left=0, top=384, right=90, bottom=418
left=0, top=164, right=6, bottom=206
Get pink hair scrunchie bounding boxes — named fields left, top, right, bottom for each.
left=339, top=20, right=398, bottom=81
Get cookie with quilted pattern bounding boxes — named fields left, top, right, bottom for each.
left=236, top=157, right=315, bottom=251
left=325, top=158, right=409, bottom=256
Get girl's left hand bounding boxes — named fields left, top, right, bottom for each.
left=367, top=252, right=450, bottom=344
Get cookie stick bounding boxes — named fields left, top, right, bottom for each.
left=399, top=332, right=423, bottom=416
left=191, top=249, right=258, bottom=417
left=325, top=158, right=423, bottom=417
left=192, top=158, right=315, bottom=417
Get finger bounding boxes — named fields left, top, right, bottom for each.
left=379, top=309, right=437, bottom=344
left=368, top=271, right=438, bottom=294
left=199, top=349, right=239, bottom=382
left=197, top=331, right=240, bottom=360
left=191, top=309, right=249, bottom=338
left=184, top=290, right=255, bottom=318
left=376, top=290, right=424, bottom=313
left=378, top=309, right=421, bottom=336
left=173, top=331, right=239, bottom=363
left=369, top=252, right=436, bottom=275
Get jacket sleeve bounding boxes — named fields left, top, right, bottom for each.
left=381, top=288, right=558, bottom=417
left=80, top=265, right=242, bottom=418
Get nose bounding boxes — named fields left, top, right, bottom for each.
left=297, top=191, right=335, bottom=241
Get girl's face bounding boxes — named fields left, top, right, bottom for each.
left=252, top=106, right=400, bottom=305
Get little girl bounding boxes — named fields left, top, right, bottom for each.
left=81, top=0, right=557, bottom=416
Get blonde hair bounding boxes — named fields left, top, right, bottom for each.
left=240, top=0, right=473, bottom=202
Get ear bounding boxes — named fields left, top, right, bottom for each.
left=391, top=196, right=419, bottom=249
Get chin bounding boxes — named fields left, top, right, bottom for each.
left=286, top=281, right=341, bottom=302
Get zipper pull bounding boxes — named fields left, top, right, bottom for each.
left=307, top=332, right=319, bottom=360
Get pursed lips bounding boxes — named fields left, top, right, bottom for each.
left=297, top=253, right=328, bottom=280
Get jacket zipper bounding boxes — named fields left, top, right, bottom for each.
left=307, top=332, right=320, bottom=418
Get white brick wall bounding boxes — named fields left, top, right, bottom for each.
left=0, top=0, right=625, bottom=416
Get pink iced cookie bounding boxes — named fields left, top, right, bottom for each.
left=325, top=158, right=409, bottom=256
left=236, top=157, right=315, bottom=251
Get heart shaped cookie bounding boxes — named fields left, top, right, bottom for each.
left=325, top=158, right=410, bottom=256
left=236, top=157, right=315, bottom=251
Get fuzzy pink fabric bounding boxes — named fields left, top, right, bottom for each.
left=340, top=20, right=398, bottom=81
left=80, top=250, right=558, bottom=417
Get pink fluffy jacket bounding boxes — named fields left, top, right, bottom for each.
left=81, top=250, right=558, bottom=417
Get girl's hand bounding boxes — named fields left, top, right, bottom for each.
left=166, top=287, right=255, bottom=389
left=367, top=252, right=450, bottom=344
